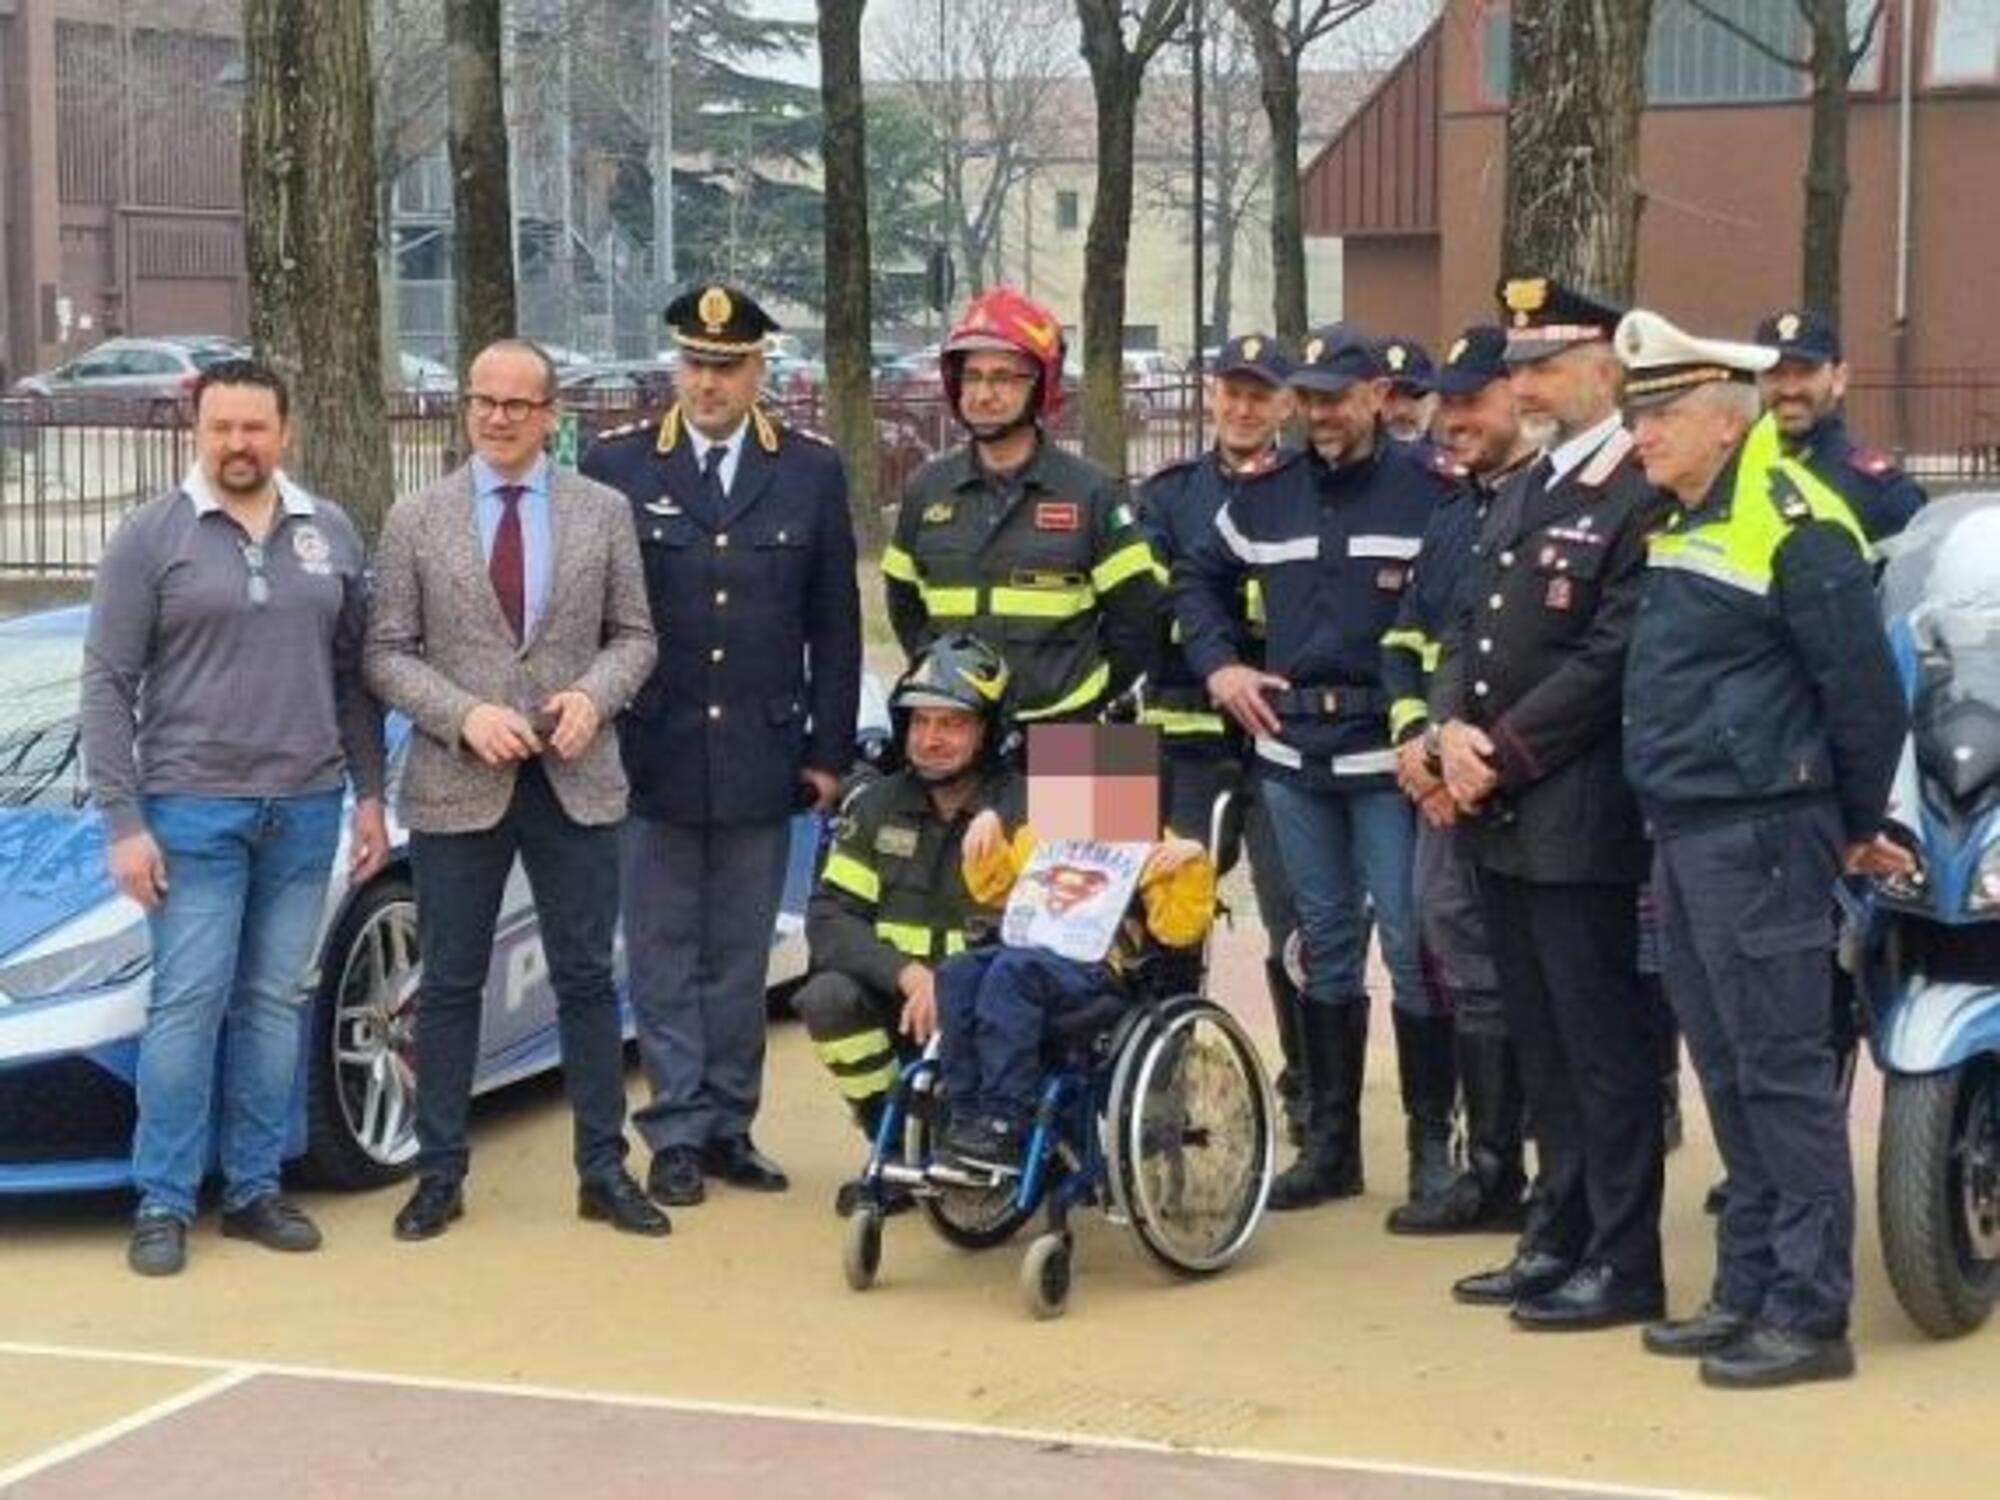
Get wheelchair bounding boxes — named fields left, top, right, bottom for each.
left=839, top=792, right=1278, bottom=1319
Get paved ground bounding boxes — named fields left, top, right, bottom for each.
left=1, top=913, right=1994, bottom=1499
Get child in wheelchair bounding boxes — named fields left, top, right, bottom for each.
left=937, top=722, right=1218, bottom=1174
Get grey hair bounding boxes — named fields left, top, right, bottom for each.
left=473, top=337, right=561, bottom=399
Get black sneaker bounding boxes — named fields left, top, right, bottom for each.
left=128, top=1214, right=188, bottom=1277
left=221, top=1193, right=324, bottom=1253
left=947, top=1116, right=1025, bottom=1175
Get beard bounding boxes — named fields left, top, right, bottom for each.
left=213, top=454, right=271, bottom=496
left=1517, top=412, right=1560, bottom=452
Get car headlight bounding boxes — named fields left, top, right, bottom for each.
left=1972, top=843, right=2000, bottom=915
left=0, top=898, right=151, bottom=1004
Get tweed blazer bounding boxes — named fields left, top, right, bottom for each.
left=363, top=461, right=656, bottom=834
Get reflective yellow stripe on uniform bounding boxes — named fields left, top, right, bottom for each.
left=1244, top=578, right=1267, bottom=627
left=822, top=850, right=880, bottom=903
left=814, top=1028, right=899, bottom=1101
left=881, top=544, right=920, bottom=584
left=989, top=584, right=1095, bottom=619
left=1389, top=698, right=1429, bottom=741
left=1140, top=706, right=1228, bottom=737
left=875, top=921, right=969, bottom=959
left=918, top=584, right=980, bottom=617
left=1381, top=626, right=1440, bottom=673
left=1016, top=660, right=1112, bottom=721
left=1090, top=539, right=1158, bottom=594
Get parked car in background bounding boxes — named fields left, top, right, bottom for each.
left=9, top=336, right=249, bottom=416
left=398, top=353, right=457, bottom=394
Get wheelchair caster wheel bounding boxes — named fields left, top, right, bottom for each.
left=1021, top=1231, right=1072, bottom=1320
left=844, top=1207, right=884, bottom=1291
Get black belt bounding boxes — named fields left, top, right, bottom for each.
left=1149, top=685, right=1212, bottom=711
left=1267, top=685, right=1387, bottom=718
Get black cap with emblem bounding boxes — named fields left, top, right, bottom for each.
left=1212, top=332, right=1290, bottom=386
left=1753, top=306, right=1841, bottom=366
left=1429, top=325, right=1510, bottom=396
left=664, top=283, right=779, bottom=365
left=1496, top=276, right=1624, bottom=365
left=1377, top=336, right=1435, bottom=394
left=1288, top=322, right=1384, bottom=394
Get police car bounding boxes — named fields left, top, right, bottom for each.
left=0, top=606, right=886, bottom=1195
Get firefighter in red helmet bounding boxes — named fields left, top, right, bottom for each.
left=883, top=287, right=1159, bottom=725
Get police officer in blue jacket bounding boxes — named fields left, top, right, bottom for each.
left=1174, top=324, right=1466, bottom=1213
left=1618, top=310, right=1910, bottom=1389
left=581, top=284, right=862, bottom=1209
left=1752, top=307, right=1925, bottom=543
left=1378, top=335, right=1439, bottom=448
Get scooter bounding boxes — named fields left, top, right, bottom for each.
left=1847, top=492, right=2000, bottom=1338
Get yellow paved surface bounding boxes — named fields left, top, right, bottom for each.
left=1, top=918, right=1994, bottom=1497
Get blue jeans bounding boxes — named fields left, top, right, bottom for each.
left=132, top=791, right=343, bottom=1221
left=937, top=946, right=1121, bottom=1125
left=1259, top=776, right=1426, bottom=1015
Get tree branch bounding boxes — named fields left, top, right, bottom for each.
left=1685, top=0, right=1808, bottom=72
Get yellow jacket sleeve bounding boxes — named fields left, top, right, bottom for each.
left=964, top=824, right=1038, bottom=907
left=1140, top=850, right=1216, bottom=949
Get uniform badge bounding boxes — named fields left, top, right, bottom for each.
left=1539, top=544, right=1558, bottom=567
left=1110, top=502, right=1136, bottom=529
left=1375, top=565, right=1407, bottom=592
left=291, top=524, right=332, bottom=575
left=921, top=502, right=954, bottom=525
left=1545, top=577, right=1573, bottom=611
left=1241, top=336, right=1263, bottom=360
left=1447, top=336, right=1469, bottom=365
left=644, top=497, right=684, bottom=515
left=874, top=824, right=919, bottom=859
left=1035, top=501, right=1081, bottom=532
left=1776, top=311, right=1801, bottom=342
left=698, top=285, right=734, bottom=334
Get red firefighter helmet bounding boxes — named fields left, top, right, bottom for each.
left=940, top=286, right=1067, bottom=422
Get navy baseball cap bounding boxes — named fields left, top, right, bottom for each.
left=1378, top=336, right=1435, bottom=393
left=1754, top=307, right=1842, bottom=365
left=1211, top=332, right=1290, bottom=386
left=1429, top=325, right=1511, bottom=396
left=1288, top=323, right=1384, bottom=393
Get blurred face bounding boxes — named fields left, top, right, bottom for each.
left=676, top=350, right=765, bottom=440
left=956, top=349, right=1038, bottom=439
left=1758, top=356, right=1846, bottom=440
left=463, top=346, right=557, bottom=476
left=1207, top=373, right=1290, bottom=463
left=1382, top=388, right=1438, bottom=444
left=1507, top=343, right=1619, bottom=448
left=1630, top=388, right=1749, bottom=505
left=195, top=383, right=288, bottom=499
left=1297, top=379, right=1385, bottom=466
left=1436, top=378, right=1527, bottom=478
left=905, top=705, right=985, bottom=783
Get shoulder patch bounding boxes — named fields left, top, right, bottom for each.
left=1846, top=445, right=1895, bottom=478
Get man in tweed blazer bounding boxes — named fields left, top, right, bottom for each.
left=364, top=338, right=668, bottom=1242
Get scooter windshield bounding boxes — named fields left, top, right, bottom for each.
left=1888, top=493, right=2000, bottom=810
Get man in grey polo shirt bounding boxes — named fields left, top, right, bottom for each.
left=81, top=359, right=387, bottom=1277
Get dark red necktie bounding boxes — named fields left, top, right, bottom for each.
left=491, top=483, right=525, bottom=642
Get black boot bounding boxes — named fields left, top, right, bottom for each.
left=1385, top=1009, right=1458, bottom=1229
left=1264, top=957, right=1308, bottom=1147
left=1387, top=1025, right=1527, bottom=1235
left=1268, top=999, right=1366, bottom=1211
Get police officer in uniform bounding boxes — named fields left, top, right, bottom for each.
left=1382, top=325, right=1537, bottom=1236
left=583, top=284, right=861, bottom=1208
left=1436, top=278, right=1672, bottom=1328
left=797, top=634, right=1025, bottom=1215
left=1753, top=307, right=1926, bottom=542
left=1175, top=324, right=1466, bottom=1214
left=1138, top=333, right=1305, bottom=1141
left=883, top=287, right=1159, bottom=724
left=1378, top=336, right=1439, bottom=447
left=1618, top=310, right=1909, bottom=1388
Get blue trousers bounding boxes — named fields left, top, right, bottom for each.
left=937, top=946, right=1119, bottom=1126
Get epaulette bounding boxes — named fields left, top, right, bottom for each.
left=1767, top=467, right=1813, bottom=524
left=1578, top=427, right=1635, bottom=488
left=1846, top=445, right=1897, bottom=479
left=750, top=405, right=781, bottom=454
left=653, top=404, right=685, bottom=455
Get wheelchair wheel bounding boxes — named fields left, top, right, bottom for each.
left=844, top=1206, right=884, bottom=1291
left=1106, top=995, right=1275, bottom=1276
left=1021, top=1231, right=1073, bottom=1320
left=914, top=1107, right=1038, bottom=1251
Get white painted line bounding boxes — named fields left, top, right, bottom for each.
left=0, top=1339, right=1703, bottom=1499
left=0, top=1366, right=254, bottom=1490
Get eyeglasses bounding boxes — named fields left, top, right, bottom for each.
left=239, top=541, right=270, bottom=607
left=465, top=393, right=553, bottom=422
left=959, top=371, right=1035, bottom=393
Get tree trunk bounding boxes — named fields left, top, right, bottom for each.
left=1800, top=0, right=1850, bottom=315
left=817, top=0, right=884, bottom=552
left=1078, top=58, right=1138, bottom=470
left=445, top=0, right=516, bottom=382
left=1210, top=212, right=1236, bottom=345
left=1259, top=65, right=1308, bottom=341
left=242, top=0, right=394, bottom=543
left=1501, top=0, right=1654, bottom=301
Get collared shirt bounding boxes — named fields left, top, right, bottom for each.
left=471, top=454, right=554, bottom=642
left=684, top=417, right=749, bottom=497
left=79, top=466, right=385, bottom=836
left=1545, top=411, right=1626, bottom=487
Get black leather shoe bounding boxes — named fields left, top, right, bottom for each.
left=647, top=1146, right=707, bottom=1207
left=701, top=1136, right=789, bottom=1192
left=1512, top=1263, right=1667, bottom=1331
left=579, top=1170, right=673, bottom=1237
left=1452, top=1249, right=1571, bottom=1306
left=1700, top=1325, right=1855, bottom=1389
left=1642, top=1303, right=1752, bottom=1357
left=220, top=1193, right=323, bottom=1253
left=393, top=1178, right=465, bottom=1242
left=128, top=1214, right=187, bottom=1277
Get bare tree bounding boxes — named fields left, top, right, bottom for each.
left=819, top=0, right=886, bottom=551
left=242, top=0, right=394, bottom=541
left=1683, top=0, right=1886, bottom=316
left=1227, top=0, right=1376, bottom=342
left=446, top=0, right=517, bottom=377
left=373, top=0, right=450, bottom=382
left=870, top=0, right=1075, bottom=293
left=1075, top=0, right=1190, bottom=469
left=1502, top=0, right=1655, bottom=301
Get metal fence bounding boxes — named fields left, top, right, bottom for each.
left=3, top=373, right=1994, bottom=576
